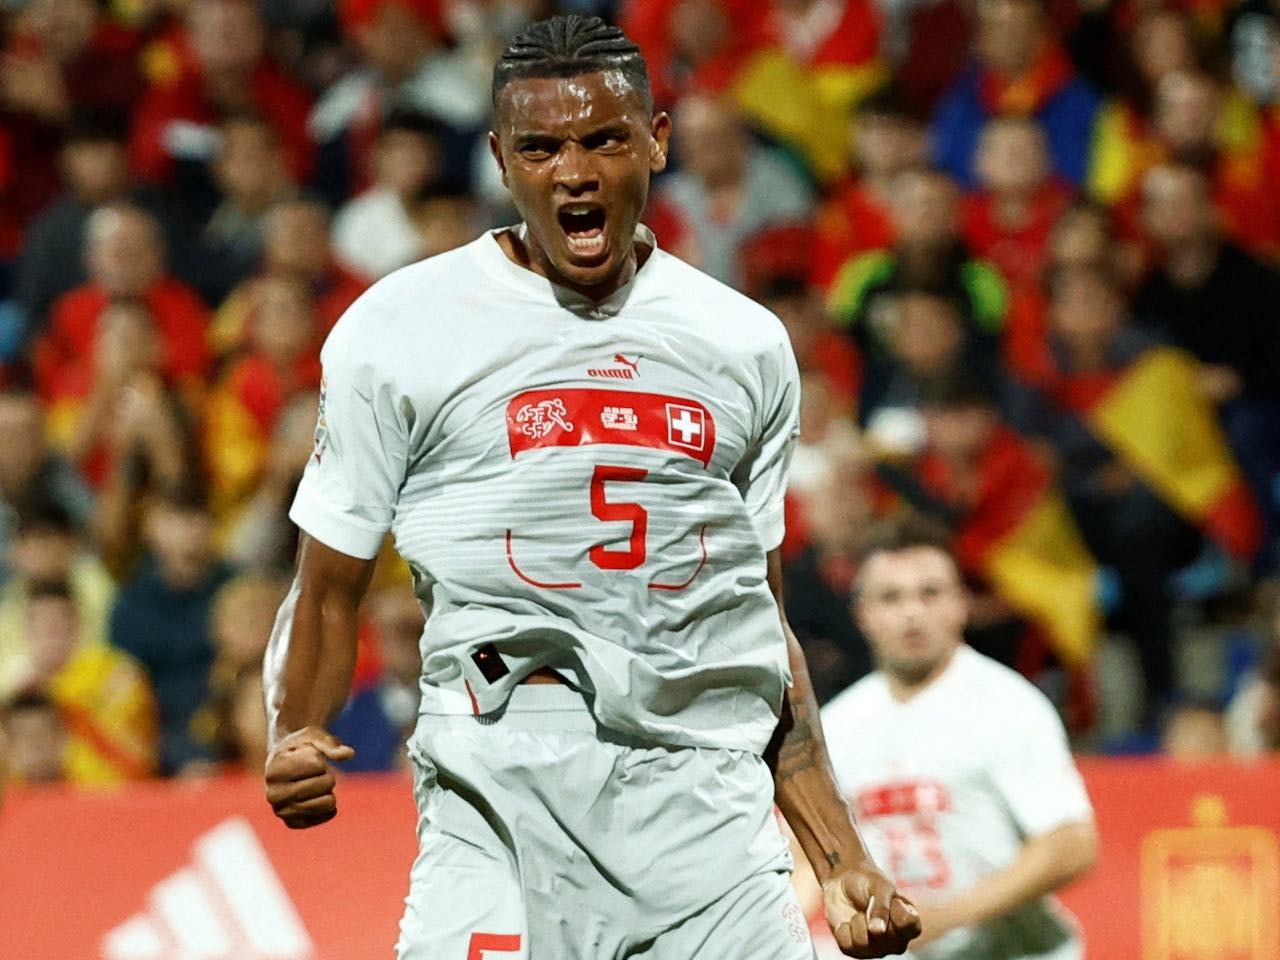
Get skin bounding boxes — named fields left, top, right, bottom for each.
left=266, top=66, right=919, bottom=957
left=854, top=547, right=1098, bottom=945
left=487, top=70, right=671, bottom=299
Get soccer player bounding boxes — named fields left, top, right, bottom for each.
left=821, top=516, right=1097, bottom=959
left=262, top=14, right=920, bottom=960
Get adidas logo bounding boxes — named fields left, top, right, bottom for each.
left=587, top=353, right=640, bottom=380
left=102, top=817, right=314, bottom=960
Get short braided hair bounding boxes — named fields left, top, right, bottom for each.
left=491, top=14, right=651, bottom=113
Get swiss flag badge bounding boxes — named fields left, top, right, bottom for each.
left=666, top=403, right=706, bottom=452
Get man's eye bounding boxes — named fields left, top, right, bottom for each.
left=585, top=132, right=626, bottom=151
left=520, top=141, right=556, bottom=159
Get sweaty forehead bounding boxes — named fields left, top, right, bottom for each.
left=496, top=71, right=648, bottom=136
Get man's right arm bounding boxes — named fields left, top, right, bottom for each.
left=263, top=533, right=377, bottom=829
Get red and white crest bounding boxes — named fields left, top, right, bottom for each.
left=665, top=404, right=706, bottom=453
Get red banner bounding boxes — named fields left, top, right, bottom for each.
left=2, top=760, right=1279, bottom=959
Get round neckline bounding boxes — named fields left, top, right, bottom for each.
left=471, top=223, right=660, bottom=319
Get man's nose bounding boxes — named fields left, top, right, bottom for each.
left=553, top=142, right=599, bottom=194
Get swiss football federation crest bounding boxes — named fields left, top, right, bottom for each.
left=516, top=398, right=574, bottom=439
left=665, top=403, right=706, bottom=452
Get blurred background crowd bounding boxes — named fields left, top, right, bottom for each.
left=2, top=0, right=1280, bottom=792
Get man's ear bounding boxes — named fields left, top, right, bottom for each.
left=488, top=131, right=509, bottom=188
left=650, top=112, right=672, bottom=174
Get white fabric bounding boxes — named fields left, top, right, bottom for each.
left=290, top=227, right=801, bottom=752
left=820, top=646, right=1093, bottom=959
left=332, top=187, right=423, bottom=280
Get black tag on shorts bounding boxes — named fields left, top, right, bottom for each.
left=471, top=643, right=510, bottom=683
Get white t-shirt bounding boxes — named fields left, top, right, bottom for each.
left=332, top=187, right=422, bottom=280
left=820, top=646, right=1093, bottom=959
left=288, top=227, right=801, bottom=753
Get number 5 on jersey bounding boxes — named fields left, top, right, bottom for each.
left=589, top=465, right=648, bottom=570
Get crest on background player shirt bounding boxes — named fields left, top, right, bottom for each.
left=665, top=403, right=706, bottom=453
left=516, top=397, right=575, bottom=439
left=312, top=376, right=328, bottom=463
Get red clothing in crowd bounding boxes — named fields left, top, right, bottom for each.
left=811, top=181, right=897, bottom=290
left=130, top=61, right=314, bottom=185
left=35, top=279, right=211, bottom=403
left=960, top=181, right=1074, bottom=290
left=0, top=21, right=144, bottom=256
left=620, top=0, right=771, bottom=106
left=770, top=0, right=881, bottom=72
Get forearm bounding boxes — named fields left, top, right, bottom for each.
left=771, top=626, right=874, bottom=885
left=265, top=539, right=373, bottom=747
left=935, top=821, right=1097, bottom=930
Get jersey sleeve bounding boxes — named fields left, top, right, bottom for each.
left=732, top=332, right=801, bottom=552
left=289, top=297, right=411, bottom=559
left=988, top=689, right=1093, bottom=838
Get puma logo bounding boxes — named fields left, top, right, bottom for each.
left=588, top=354, right=641, bottom=380
left=614, top=354, right=641, bottom=374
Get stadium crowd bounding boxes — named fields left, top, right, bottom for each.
left=1, top=0, right=1279, bottom=788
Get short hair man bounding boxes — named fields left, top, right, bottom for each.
left=821, top=515, right=1097, bottom=958
left=263, top=14, right=919, bottom=960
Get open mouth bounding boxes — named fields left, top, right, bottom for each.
left=557, top=203, right=608, bottom=260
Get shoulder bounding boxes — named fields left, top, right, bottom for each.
left=648, top=250, right=791, bottom=354
left=954, top=648, right=1062, bottom=727
left=822, top=673, right=887, bottom=727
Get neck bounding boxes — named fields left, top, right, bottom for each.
left=501, top=225, right=642, bottom=304
left=885, top=645, right=959, bottom=702
left=992, top=190, right=1033, bottom=226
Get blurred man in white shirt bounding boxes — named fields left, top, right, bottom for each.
left=820, top=514, right=1097, bottom=959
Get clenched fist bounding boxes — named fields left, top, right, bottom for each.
left=822, top=862, right=921, bottom=957
left=265, top=727, right=355, bottom=829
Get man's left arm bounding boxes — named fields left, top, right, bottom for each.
left=912, top=821, right=1097, bottom=946
left=766, top=549, right=921, bottom=958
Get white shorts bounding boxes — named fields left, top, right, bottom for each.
left=395, top=683, right=816, bottom=959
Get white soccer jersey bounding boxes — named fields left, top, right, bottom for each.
left=289, top=227, right=800, bottom=753
left=820, top=646, right=1093, bottom=960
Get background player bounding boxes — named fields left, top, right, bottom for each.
left=819, top=515, right=1097, bottom=958
left=262, top=15, right=920, bottom=959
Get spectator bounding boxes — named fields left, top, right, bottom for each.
left=932, top=0, right=1102, bottom=188
left=204, top=275, right=321, bottom=520
left=199, top=573, right=287, bottom=770
left=34, top=205, right=210, bottom=417
left=185, top=114, right=298, bottom=307
left=0, top=0, right=144, bottom=259
left=0, top=691, right=66, bottom=785
left=621, top=0, right=770, bottom=108
left=812, top=87, right=928, bottom=290
left=310, top=0, right=485, bottom=203
left=754, top=270, right=860, bottom=414
left=129, top=0, right=313, bottom=217
left=331, top=584, right=424, bottom=771
left=332, top=110, right=445, bottom=280
left=0, top=386, right=93, bottom=568
left=411, top=181, right=484, bottom=262
left=1087, top=7, right=1202, bottom=205
left=658, top=93, right=815, bottom=288
left=221, top=395, right=315, bottom=573
left=1037, top=262, right=1213, bottom=724
left=0, top=498, right=115, bottom=702
left=1150, top=70, right=1280, bottom=261
left=14, top=578, right=156, bottom=784
left=907, top=373, right=1095, bottom=676
left=210, top=199, right=368, bottom=358
left=1163, top=701, right=1230, bottom=759
left=14, top=115, right=177, bottom=347
left=1134, top=163, right=1280, bottom=552
left=960, top=116, right=1073, bottom=290
left=827, top=168, right=1008, bottom=399
left=860, top=290, right=989, bottom=455
left=109, top=486, right=234, bottom=775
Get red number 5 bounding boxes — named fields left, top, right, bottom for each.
left=589, top=465, right=648, bottom=570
